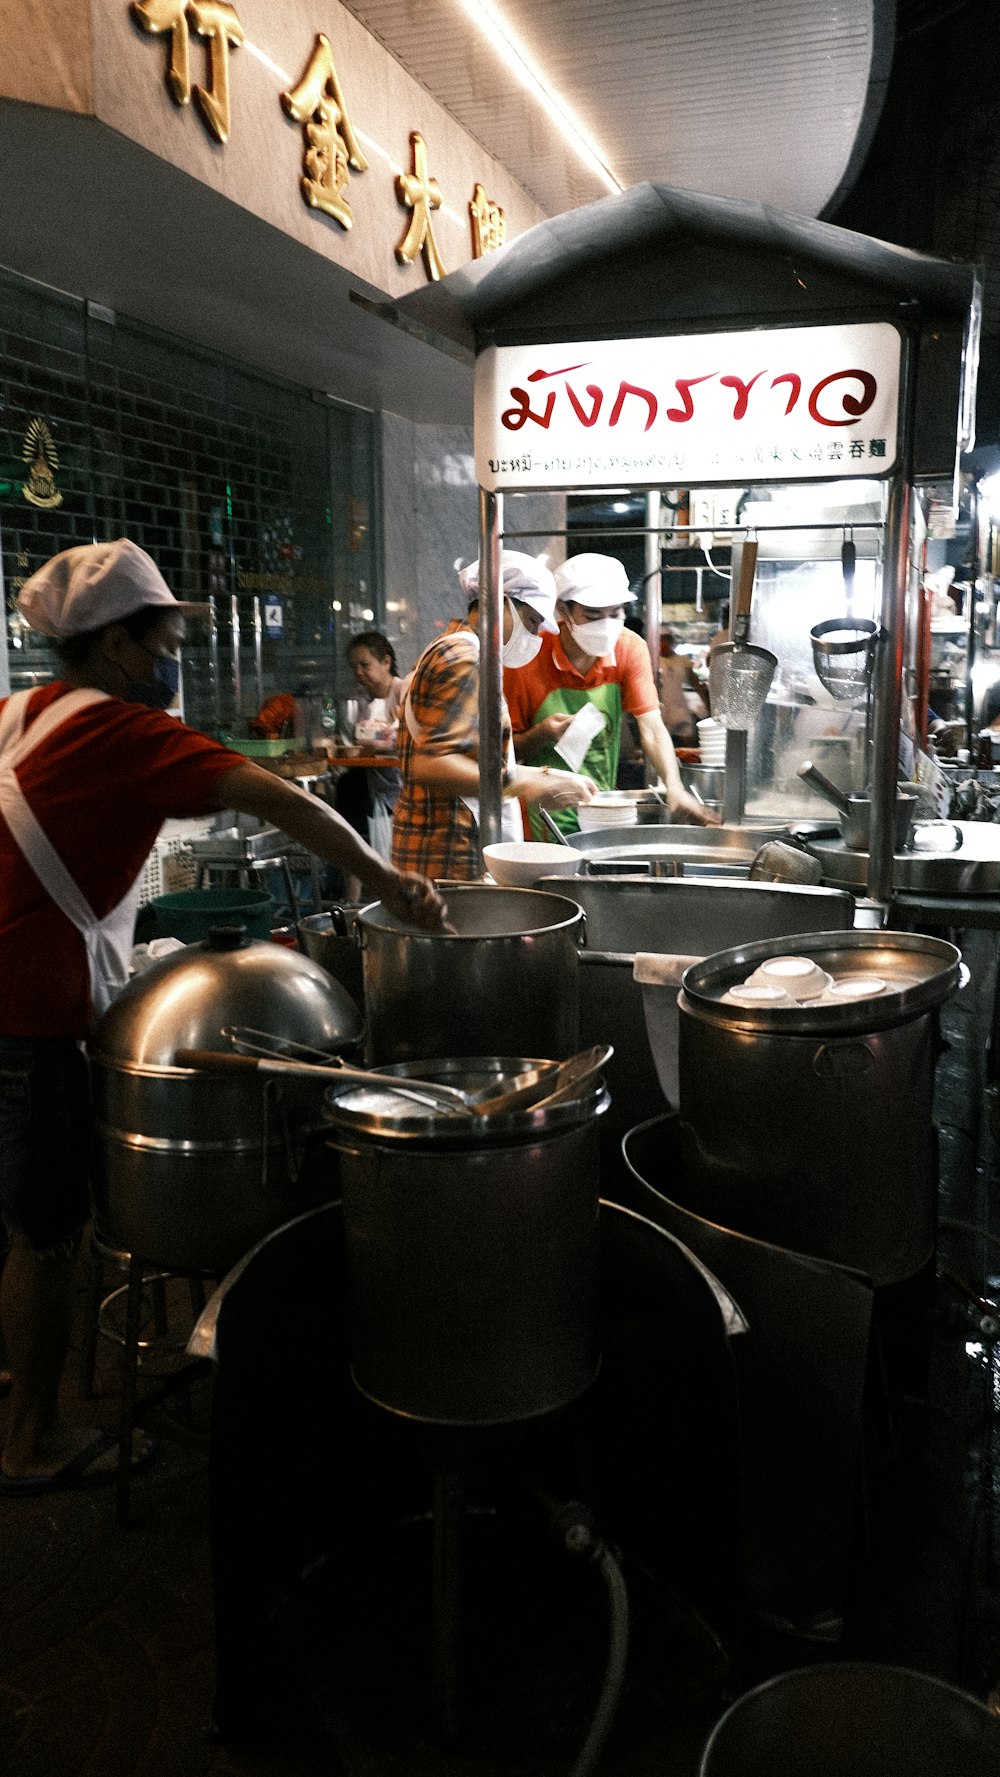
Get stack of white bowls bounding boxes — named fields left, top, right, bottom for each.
left=577, top=796, right=638, bottom=830
left=697, top=717, right=727, bottom=766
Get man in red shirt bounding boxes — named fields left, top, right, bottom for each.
left=0, top=538, right=445, bottom=1494
left=504, top=552, right=717, bottom=837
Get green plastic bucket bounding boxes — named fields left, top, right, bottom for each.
left=147, top=888, right=275, bottom=943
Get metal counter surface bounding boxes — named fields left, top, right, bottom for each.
left=811, top=821, right=1000, bottom=895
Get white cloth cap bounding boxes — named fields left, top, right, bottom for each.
left=17, top=538, right=180, bottom=638
left=554, top=553, right=635, bottom=608
left=458, top=549, right=558, bottom=633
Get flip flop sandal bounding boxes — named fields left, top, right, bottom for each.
left=0, top=1429, right=158, bottom=1496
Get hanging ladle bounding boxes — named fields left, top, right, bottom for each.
left=707, top=538, right=777, bottom=728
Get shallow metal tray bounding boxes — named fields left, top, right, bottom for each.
left=186, top=826, right=290, bottom=862
left=810, top=821, right=1000, bottom=895
left=565, top=820, right=782, bottom=879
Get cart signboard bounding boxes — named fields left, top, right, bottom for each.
left=474, top=321, right=901, bottom=492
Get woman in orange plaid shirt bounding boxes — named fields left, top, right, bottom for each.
left=392, top=552, right=596, bottom=881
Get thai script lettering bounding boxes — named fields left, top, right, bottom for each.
left=499, top=360, right=880, bottom=435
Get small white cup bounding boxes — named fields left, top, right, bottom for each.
left=746, top=955, right=830, bottom=1001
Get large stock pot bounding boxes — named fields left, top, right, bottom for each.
left=89, top=928, right=363, bottom=1272
left=358, top=885, right=583, bottom=1064
left=324, top=1055, right=608, bottom=1424
left=676, top=930, right=962, bottom=1285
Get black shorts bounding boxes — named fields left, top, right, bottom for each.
left=0, top=1036, right=91, bottom=1252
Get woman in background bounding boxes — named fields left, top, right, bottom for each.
left=333, top=630, right=405, bottom=897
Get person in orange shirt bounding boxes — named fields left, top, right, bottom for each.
left=505, top=553, right=717, bottom=838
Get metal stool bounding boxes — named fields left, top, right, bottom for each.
left=80, top=1230, right=215, bottom=1524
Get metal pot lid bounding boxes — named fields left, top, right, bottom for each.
left=91, top=929, right=363, bottom=1066
left=323, top=1056, right=609, bottom=1143
left=680, top=930, right=961, bottom=1034
left=358, top=885, right=584, bottom=938
left=809, top=821, right=1000, bottom=895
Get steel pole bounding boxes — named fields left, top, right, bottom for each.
left=868, top=333, right=916, bottom=904
left=477, top=487, right=504, bottom=857
left=643, top=491, right=662, bottom=679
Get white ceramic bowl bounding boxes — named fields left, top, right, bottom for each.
left=482, top=841, right=581, bottom=888
left=819, top=974, right=887, bottom=1003
left=723, top=983, right=797, bottom=1008
left=745, top=955, right=832, bottom=1001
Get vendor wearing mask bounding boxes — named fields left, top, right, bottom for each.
left=505, top=552, right=718, bottom=837
left=0, top=538, right=445, bottom=1496
left=392, top=551, right=597, bottom=881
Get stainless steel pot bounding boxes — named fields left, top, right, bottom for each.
left=358, top=885, right=584, bottom=1064
left=298, top=906, right=365, bottom=1006
left=675, top=931, right=961, bottom=1286
left=89, top=929, right=363, bottom=1272
left=325, top=1056, right=608, bottom=1424
left=839, top=791, right=918, bottom=851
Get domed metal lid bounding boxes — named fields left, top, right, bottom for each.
left=680, top=930, right=962, bottom=1035
left=90, top=929, right=363, bottom=1066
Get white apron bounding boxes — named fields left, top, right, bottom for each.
left=403, top=631, right=523, bottom=843
left=0, top=688, right=143, bottom=1025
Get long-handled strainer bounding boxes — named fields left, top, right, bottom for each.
left=708, top=539, right=776, bottom=729
left=810, top=617, right=879, bottom=702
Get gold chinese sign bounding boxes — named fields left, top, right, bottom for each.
left=129, top=6, right=508, bottom=280
left=281, top=33, right=368, bottom=229
left=131, top=1, right=244, bottom=144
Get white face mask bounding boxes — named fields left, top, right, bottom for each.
left=568, top=614, right=625, bottom=658
left=502, top=602, right=543, bottom=669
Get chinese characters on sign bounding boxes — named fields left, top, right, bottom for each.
left=131, top=0, right=244, bottom=144
left=395, top=132, right=445, bottom=281
left=129, top=5, right=509, bottom=277
left=474, top=325, right=903, bottom=491
left=281, top=33, right=368, bottom=228
left=470, top=183, right=506, bottom=258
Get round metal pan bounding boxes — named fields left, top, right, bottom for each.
left=810, top=821, right=1000, bottom=895
left=680, top=929, right=961, bottom=1035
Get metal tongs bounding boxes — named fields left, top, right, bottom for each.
left=176, top=1027, right=552, bottom=1119
left=174, top=1028, right=611, bottom=1121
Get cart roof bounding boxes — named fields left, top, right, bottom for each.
left=379, top=182, right=980, bottom=360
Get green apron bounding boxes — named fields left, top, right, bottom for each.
left=525, top=681, right=622, bottom=839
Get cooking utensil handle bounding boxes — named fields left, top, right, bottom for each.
left=733, top=538, right=758, bottom=636
left=175, top=1048, right=260, bottom=1073
left=796, top=759, right=852, bottom=814
left=174, top=1047, right=476, bottom=1114
left=539, top=807, right=572, bottom=846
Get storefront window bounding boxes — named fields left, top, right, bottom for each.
left=0, top=268, right=380, bottom=736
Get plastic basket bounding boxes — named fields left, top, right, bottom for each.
left=146, top=888, right=275, bottom=943
left=138, top=818, right=218, bottom=905
left=225, top=738, right=298, bottom=757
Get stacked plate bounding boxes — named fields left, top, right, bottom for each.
left=577, top=797, right=638, bottom=830
left=697, top=717, right=726, bottom=765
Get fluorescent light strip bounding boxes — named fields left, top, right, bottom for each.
left=456, top=0, right=623, bottom=194
left=242, top=39, right=292, bottom=84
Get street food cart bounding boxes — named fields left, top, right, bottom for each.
left=381, top=182, right=980, bottom=908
